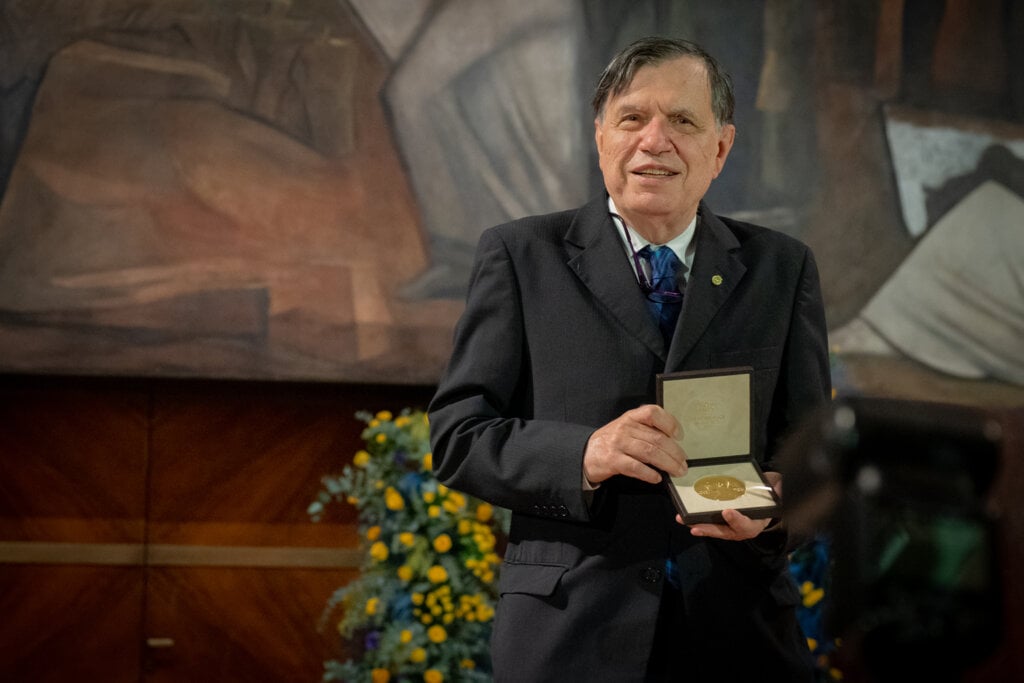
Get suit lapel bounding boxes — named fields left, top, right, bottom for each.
left=666, top=205, right=746, bottom=369
left=565, top=198, right=665, bottom=357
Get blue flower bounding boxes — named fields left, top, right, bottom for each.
left=398, top=471, right=425, bottom=498
left=391, top=592, right=413, bottom=620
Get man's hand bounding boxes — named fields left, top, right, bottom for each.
left=583, top=405, right=687, bottom=486
left=681, top=471, right=783, bottom=540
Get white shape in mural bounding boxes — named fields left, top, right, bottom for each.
left=884, top=116, right=1024, bottom=237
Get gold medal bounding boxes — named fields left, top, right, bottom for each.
left=693, top=475, right=746, bottom=501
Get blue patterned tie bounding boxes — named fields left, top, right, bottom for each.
left=640, top=246, right=685, bottom=590
left=640, top=245, right=683, bottom=344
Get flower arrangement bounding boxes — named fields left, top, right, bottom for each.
left=309, top=409, right=509, bottom=683
left=789, top=535, right=842, bottom=681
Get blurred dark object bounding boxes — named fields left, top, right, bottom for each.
left=779, top=397, right=1004, bottom=682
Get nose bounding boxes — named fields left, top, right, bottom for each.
left=638, top=116, right=674, bottom=155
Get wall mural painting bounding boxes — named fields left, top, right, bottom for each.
left=0, top=0, right=1021, bottom=403
left=832, top=108, right=1024, bottom=397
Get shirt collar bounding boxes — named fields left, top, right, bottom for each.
left=607, top=196, right=698, bottom=276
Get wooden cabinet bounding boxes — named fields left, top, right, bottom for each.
left=0, top=376, right=434, bottom=682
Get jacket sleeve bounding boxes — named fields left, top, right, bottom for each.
left=765, top=245, right=832, bottom=470
left=427, top=227, right=596, bottom=520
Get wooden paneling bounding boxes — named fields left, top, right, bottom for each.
left=142, top=566, right=359, bottom=682
left=0, top=375, right=436, bottom=682
left=147, top=381, right=363, bottom=546
left=0, top=564, right=144, bottom=683
left=0, top=379, right=149, bottom=681
left=0, top=380, right=149, bottom=542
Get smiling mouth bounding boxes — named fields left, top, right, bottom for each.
left=633, top=169, right=677, bottom=177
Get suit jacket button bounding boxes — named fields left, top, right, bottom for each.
left=641, top=566, right=663, bottom=584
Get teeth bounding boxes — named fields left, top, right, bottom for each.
left=638, top=169, right=673, bottom=176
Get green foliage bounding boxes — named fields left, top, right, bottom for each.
left=310, top=409, right=509, bottom=683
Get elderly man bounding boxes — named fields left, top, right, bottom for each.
left=429, top=37, right=830, bottom=682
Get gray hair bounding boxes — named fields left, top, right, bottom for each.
left=592, top=36, right=735, bottom=126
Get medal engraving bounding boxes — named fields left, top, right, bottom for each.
left=693, top=475, right=746, bottom=501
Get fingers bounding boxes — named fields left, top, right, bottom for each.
left=639, top=404, right=682, bottom=441
left=583, top=405, right=687, bottom=485
left=624, top=405, right=685, bottom=475
left=684, top=508, right=772, bottom=540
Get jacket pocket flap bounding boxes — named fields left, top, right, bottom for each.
left=498, top=561, right=568, bottom=597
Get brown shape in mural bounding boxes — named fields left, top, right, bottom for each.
left=0, top=9, right=461, bottom=383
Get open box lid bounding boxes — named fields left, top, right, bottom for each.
left=657, top=367, right=779, bottom=524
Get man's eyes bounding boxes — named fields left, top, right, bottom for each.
left=616, top=114, right=695, bottom=129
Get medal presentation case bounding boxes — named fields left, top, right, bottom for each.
left=657, top=367, right=780, bottom=524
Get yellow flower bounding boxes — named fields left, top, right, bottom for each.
left=427, top=565, right=448, bottom=584
left=428, top=505, right=441, bottom=518
left=369, top=419, right=380, bottom=428
left=376, top=410, right=393, bottom=422
left=438, top=484, right=449, bottom=496
left=427, top=625, right=447, bottom=643
left=369, top=541, right=388, bottom=562
left=432, top=534, right=453, bottom=553
left=375, top=432, right=388, bottom=444
left=423, top=491, right=436, bottom=503
left=353, top=450, right=370, bottom=467
left=424, top=670, right=443, bottom=683
left=400, top=629, right=414, bottom=644
left=411, top=592, right=424, bottom=605
left=410, top=648, right=427, bottom=663
left=346, top=495, right=359, bottom=505
left=395, top=415, right=410, bottom=427
left=399, top=532, right=415, bottom=547
left=385, top=487, right=405, bottom=511
left=807, top=637, right=818, bottom=652
left=458, top=519, right=472, bottom=535
left=422, top=452, right=433, bottom=470
left=460, top=659, right=476, bottom=670
left=366, top=525, right=381, bottom=541
left=475, top=503, right=493, bottom=522
left=365, top=597, right=379, bottom=615
left=371, top=668, right=390, bottom=683
left=397, top=565, right=413, bottom=582
left=442, top=492, right=466, bottom=513
left=802, top=586, right=824, bottom=608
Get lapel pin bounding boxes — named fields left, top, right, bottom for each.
left=711, top=274, right=723, bottom=286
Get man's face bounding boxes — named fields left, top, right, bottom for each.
left=595, top=56, right=735, bottom=234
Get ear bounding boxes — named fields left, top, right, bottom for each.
left=594, top=117, right=604, bottom=155
left=712, top=124, right=736, bottom=178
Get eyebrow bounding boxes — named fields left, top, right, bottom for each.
left=612, top=103, right=702, bottom=122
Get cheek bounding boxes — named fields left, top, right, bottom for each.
left=608, top=142, right=635, bottom=171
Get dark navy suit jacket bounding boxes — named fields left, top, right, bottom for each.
left=429, top=195, right=831, bottom=682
